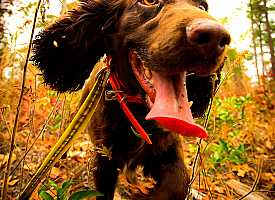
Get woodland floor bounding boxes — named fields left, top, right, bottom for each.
left=0, top=80, right=275, bottom=200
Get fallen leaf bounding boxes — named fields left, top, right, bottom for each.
left=50, top=167, right=61, bottom=179
left=23, top=163, right=38, bottom=170
left=265, top=140, right=273, bottom=150
left=232, top=164, right=251, bottom=178
left=0, top=176, right=19, bottom=186
left=8, top=178, right=19, bottom=186
left=237, top=169, right=246, bottom=177
left=261, top=172, right=275, bottom=183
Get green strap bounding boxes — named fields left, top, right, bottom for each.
left=19, top=68, right=110, bottom=200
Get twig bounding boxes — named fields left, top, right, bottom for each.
left=0, top=108, right=25, bottom=164
left=19, top=75, right=39, bottom=190
left=254, top=190, right=275, bottom=193
left=189, top=95, right=214, bottom=189
left=28, top=74, right=39, bottom=136
left=202, top=168, right=213, bottom=199
left=1, top=1, right=42, bottom=198
left=220, top=173, right=232, bottom=198
left=9, top=95, right=60, bottom=177
left=188, top=139, right=201, bottom=191
left=188, top=66, right=233, bottom=196
left=0, top=107, right=12, bottom=137
left=238, top=158, right=263, bottom=200
left=59, top=95, right=67, bottom=138
left=20, top=87, right=36, bottom=191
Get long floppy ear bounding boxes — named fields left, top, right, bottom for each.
left=32, top=0, right=123, bottom=92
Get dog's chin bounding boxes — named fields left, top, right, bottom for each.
left=128, top=50, right=208, bottom=139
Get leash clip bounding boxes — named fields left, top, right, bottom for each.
left=105, top=90, right=125, bottom=101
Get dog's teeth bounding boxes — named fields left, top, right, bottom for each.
left=188, top=101, right=193, bottom=107
left=144, top=68, right=152, bottom=80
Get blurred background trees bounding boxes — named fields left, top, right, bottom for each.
left=248, top=0, right=274, bottom=85
left=0, top=0, right=13, bottom=57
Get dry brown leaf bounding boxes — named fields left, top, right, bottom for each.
left=261, top=172, right=275, bottom=183
left=0, top=176, right=19, bottom=186
left=237, top=169, right=247, bottom=177
left=0, top=154, right=5, bottom=162
left=67, top=150, right=86, bottom=158
left=232, top=164, right=252, bottom=178
left=265, top=140, right=273, bottom=150
left=0, top=153, right=17, bottom=167
left=8, top=178, right=19, bottom=186
left=50, top=167, right=61, bottom=179
left=23, top=162, right=38, bottom=170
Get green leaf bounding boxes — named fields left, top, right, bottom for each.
left=54, top=180, right=73, bottom=200
left=39, top=191, right=54, bottom=200
left=68, top=190, right=103, bottom=200
left=218, top=139, right=229, bottom=152
left=62, top=180, right=72, bottom=191
left=57, top=188, right=67, bottom=200
left=49, top=180, right=59, bottom=191
left=39, top=184, right=49, bottom=193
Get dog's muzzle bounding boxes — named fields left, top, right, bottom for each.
left=129, top=51, right=208, bottom=139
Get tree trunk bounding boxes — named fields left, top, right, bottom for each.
left=249, top=1, right=261, bottom=85
left=262, top=0, right=275, bottom=77
left=258, top=22, right=267, bottom=90
left=258, top=22, right=267, bottom=76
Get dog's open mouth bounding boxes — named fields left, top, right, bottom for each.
left=129, top=50, right=208, bottom=139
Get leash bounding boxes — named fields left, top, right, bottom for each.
left=19, top=57, right=152, bottom=198
left=19, top=66, right=110, bottom=200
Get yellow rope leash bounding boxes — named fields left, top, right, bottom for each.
left=19, top=67, right=110, bottom=200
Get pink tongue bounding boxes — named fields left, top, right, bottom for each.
left=145, top=71, right=208, bottom=139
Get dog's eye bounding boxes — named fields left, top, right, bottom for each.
left=141, top=0, right=159, bottom=6
left=199, top=2, right=208, bottom=11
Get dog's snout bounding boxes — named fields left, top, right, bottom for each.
left=186, top=19, right=231, bottom=54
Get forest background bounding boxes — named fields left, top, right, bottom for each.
left=0, top=0, right=274, bottom=199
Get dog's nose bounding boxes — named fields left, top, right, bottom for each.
left=186, top=19, right=231, bottom=54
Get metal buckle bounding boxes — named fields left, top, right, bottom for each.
left=105, top=90, right=124, bottom=101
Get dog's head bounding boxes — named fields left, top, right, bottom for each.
left=32, top=0, right=230, bottom=138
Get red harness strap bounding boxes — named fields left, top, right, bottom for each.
left=108, top=73, right=152, bottom=144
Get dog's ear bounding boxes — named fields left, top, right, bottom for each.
left=32, top=0, right=123, bottom=92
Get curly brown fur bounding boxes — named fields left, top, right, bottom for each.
left=32, top=0, right=230, bottom=199
left=32, top=0, right=125, bottom=92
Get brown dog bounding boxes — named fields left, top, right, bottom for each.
left=32, top=0, right=230, bottom=199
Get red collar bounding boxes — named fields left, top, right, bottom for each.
left=102, top=57, right=152, bottom=144
left=108, top=73, right=152, bottom=144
